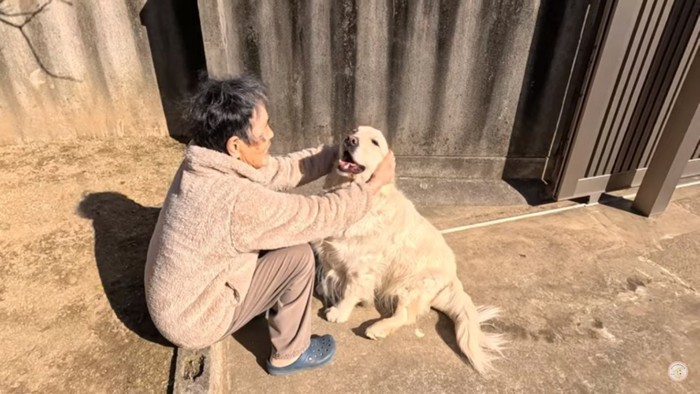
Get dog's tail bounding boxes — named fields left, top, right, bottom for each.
left=433, top=280, right=507, bottom=375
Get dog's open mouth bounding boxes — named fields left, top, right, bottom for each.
left=338, top=149, right=366, bottom=175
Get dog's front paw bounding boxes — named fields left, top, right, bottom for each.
left=325, top=306, right=350, bottom=323
left=365, top=322, right=391, bottom=340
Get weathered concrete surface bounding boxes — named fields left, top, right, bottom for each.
left=1, top=138, right=698, bottom=393
left=0, top=0, right=206, bottom=144
left=295, top=176, right=539, bottom=206
left=199, top=0, right=544, bottom=180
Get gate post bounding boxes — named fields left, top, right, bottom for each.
left=633, top=49, right=700, bottom=216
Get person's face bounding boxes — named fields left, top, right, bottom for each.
left=226, top=102, right=274, bottom=168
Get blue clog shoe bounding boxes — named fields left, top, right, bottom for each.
left=266, top=335, right=336, bottom=376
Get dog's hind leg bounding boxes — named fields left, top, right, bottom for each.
left=365, top=289, right=433, bottom=340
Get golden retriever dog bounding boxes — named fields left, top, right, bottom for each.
left=314, top=126, right=506, bottom=374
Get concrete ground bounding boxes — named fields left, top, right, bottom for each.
left=1, top=137, right=698, bottom=393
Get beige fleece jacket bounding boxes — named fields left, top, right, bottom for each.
left=145, top=143, right=373, bottom=349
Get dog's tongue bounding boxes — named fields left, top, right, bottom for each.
left=339, top=160, right=358, bottom=172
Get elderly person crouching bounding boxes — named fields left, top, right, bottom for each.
left=144, top=75, right=395, bottom=376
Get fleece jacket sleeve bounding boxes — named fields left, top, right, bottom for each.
left=230, top=181, right=372, bottom=252
left=262, top=144, right=339, bottom=191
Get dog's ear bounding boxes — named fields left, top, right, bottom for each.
left=322, top=169, right=351, bottom=191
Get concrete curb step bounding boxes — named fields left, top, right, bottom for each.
left=174, top=339, right=232, bottom=394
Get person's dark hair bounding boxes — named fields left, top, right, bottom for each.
left=184, top=75, right=268, bottom=153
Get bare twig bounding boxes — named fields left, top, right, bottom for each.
left=0, top=0, right=80, bottom=82
left=0, top=9, right=39, bottom=17
left=0, top=16, right=21, bottom=28
left=19, top=28, right=80, bottom=81
left=0, top=0, right=49, bottom=19
left=18, top=0, right=52, bottom=28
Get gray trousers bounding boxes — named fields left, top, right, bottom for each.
left=225, top=243, right=315, bottom=359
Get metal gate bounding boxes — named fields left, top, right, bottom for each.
left=553, top=0, right=700, bottom=201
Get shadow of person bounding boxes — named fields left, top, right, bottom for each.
left=77, top=192, right=171, bottom=347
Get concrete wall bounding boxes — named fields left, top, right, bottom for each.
left=198, top=0, right=542, bottom=184
left=0, top=0, right=206, bottom=144
left=0, top=0, right=593, bottom=200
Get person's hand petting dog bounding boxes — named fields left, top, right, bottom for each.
left=367, top=150, right=396, bottom=195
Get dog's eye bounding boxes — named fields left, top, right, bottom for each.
left=371, top=139, right=379, bottom=146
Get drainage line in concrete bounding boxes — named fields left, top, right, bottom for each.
left=439, top=204, right=586, bottom=234
left=439, top=180, right=700, bottom=235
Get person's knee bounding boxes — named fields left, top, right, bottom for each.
left=289, top=243, right=315, bottom=277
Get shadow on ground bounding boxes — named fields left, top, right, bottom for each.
left=77, top=192, right=169, bottom=345
left=434, top=312, right=469, bottom=363
left=78, top=193, right=177, bottom=390
left=231, top=315, right=270, bottom=370
left=503, top=178, right=555, bottom=206
left=597, top=194, right=636, bottom=213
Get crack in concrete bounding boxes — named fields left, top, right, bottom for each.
left=638, top=256, right=698, bottom=294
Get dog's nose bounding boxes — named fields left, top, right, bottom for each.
left=344, top=135, right=359, bottom=147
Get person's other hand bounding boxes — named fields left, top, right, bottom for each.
left=367, top=150, right=395, bottom=194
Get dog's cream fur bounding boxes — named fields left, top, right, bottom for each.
left=315, top=126, right=506, bottom=374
